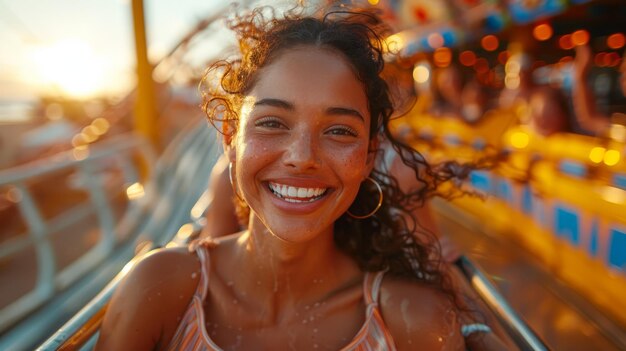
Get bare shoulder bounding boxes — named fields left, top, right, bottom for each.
left=379, top=276, right=465, bottom=351
left=96, top=247, right=202, bottom=351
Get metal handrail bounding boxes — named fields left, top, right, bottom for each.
left=37, top=196, right=209, bottom=351
left=456, top=256, right=549, bottom=351
left=0, top=134, right=156, bottom=333
left=26, top=118, right=217, bottom=351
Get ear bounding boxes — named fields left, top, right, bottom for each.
left=221, top=120, right=237, bottom=163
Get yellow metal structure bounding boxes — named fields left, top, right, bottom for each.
left=131, top=0, right=159, bottom=147
left=401, top=110, right=626, bottom=328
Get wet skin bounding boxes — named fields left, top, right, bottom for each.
left=228, top=46, right=375, bottom=244
left=96, top=46, right=467, bottom=351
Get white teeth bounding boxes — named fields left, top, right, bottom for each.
left=269, top=182, right=327, bottom=200
left=297, top=188, right=307, bottom=197
left=288, top=187, right=297, bottom=197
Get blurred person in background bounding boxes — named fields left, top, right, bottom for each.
left=527, top=86, right=571, bottom=137
left=499, top=52, right=535, bottom=109
left=460, top=77, right=489, bottom=125
left=430, top=64, right=464, bottom=120
left=572, top=44, right=626, bottom=137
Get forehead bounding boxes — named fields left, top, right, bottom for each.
left=247, top=47, right=369, bottom=112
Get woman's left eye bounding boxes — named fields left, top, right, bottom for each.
left=326, top=126, right=358, bottom=137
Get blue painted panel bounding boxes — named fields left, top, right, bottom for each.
left=554, top=205, right=580, bottom=246
left=471, top=138, right=486, bottom=151
left=559, top=160, right=587, bottom=178
left=496, top=178, right=513, bottom=204
left=522, top=185, right=533, bottom=215
left=608, top=228, right=626, bottom=272
left=589, top=219, right=599, bottom=257
left=443, top=133, right=461, bottom=146
left=508, top=0, right=566, bottom=23
left=470, top=171, right=492, bottom=194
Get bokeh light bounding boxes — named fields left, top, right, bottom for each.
left=533, top=23, right=553, bottom=41
left=559, top=35, right=574, bottom=50
left=460, top=50, right=477, bottom=66
left=413, top=64, right=430, bottom=83
left=433, top=47, right=452, bottom=68
left=571, top=30, right=590, bottom=46
left=481, top=35, right=499, bottom=51
left=607, top=33, right=625, bottom=50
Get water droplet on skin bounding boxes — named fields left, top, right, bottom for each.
left=178, top=295, right=183, bottom=299
left=305, top=305, right=310, bottom=310
left=408, top=340, right=412, bottom=344
left=313, top=302, right=320, bottom=308
left=256, top=281, right=261, bottom=286
left=191, top=272, right=197, bottom=279
left=313, top=344, right=319, bottom=348
left=309, top=316, right=314, bottom=321
left=227, top=281, right=234, bottom=286
left=157, top=292, right=161, bottom=296
left=302, top=319, right=308, bottom=324
left=233, top=299, right=238, bottom=304
left=313, top=328, right=318, bottom=333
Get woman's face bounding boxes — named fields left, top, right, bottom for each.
left=228, top=46, right=374, bottom=242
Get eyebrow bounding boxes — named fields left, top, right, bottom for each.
left=254, top=98, right=294, bottom=110
left=255, top=98, right=365, bottom=122
left=326, top=107, right=365, bottom=122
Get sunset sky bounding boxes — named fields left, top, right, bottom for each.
left=0, top=0, right=244, bottom=100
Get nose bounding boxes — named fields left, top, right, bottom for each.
left=282, top=130, right=321, bottom=171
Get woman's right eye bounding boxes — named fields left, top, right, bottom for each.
left=254, top=117, right=285, bottom=129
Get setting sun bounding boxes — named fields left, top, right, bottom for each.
left=31, top=39, right=106, bottom=98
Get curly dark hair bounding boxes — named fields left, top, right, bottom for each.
left=200, top=4, right=473, bottom=288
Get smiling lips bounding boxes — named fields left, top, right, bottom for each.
left=268, top=182, right=328, bottom=203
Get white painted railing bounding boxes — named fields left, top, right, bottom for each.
left=0, top=121, right=219, bottom=351
left=0, top=134, right=156, bottom=333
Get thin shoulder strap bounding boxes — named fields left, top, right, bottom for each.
left=363, top=270, right=386, bottom=305
left=194, top=244, right=211, bottom=301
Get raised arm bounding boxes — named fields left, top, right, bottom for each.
left=572, top=45, right=611, bottom=135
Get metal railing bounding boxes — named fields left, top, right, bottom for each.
left=37, top=194, right=210, bottom=351
left=0, top=134, right=156, bottom=332
left=0, top=120, right=219, bottom=351
left=455, top=256, right=549, bottom=351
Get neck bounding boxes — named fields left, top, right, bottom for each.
left=229, top=217, right=361, bottom=321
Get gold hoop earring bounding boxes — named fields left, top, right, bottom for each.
left=229, top=162, right=244, bottom=202
left=347, top=177, right=383, bottom=219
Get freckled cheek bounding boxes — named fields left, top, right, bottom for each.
left=330, top=147, right=370, bottom=179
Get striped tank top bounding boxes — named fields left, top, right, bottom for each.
left=166, top=245, right=396, bottom=350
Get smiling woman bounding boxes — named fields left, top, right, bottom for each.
left=30, top=39, right=106, bottom=98
left=95, top=3, right=510, bottom=351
